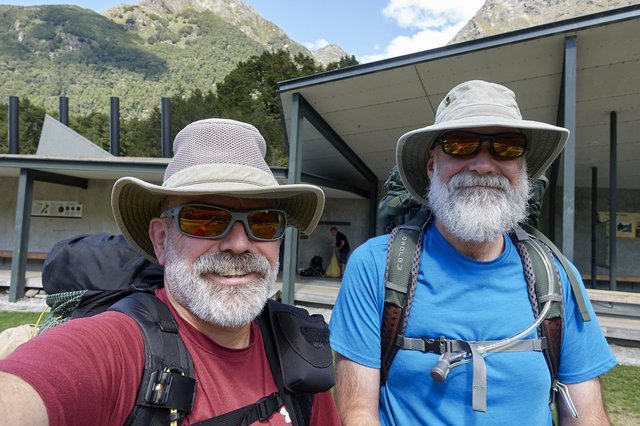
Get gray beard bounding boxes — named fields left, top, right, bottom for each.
left=164, top=239, right=278, bottom=328
left=427, top=159, right=531, bottom=243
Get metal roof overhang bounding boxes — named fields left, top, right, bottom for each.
left=0, top=155, right=170, bottom=182
left=277, top=5, right=640, bottom=192
left=0, top=155, right=363, bottom=198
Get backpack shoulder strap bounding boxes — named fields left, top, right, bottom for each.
left=510, top=226, right=564, bottom=382
left=510, top=225, right=584, bottom=418
left=380, top=220, right=428, bottom=384
left=257, top=300, right=320, bottom=426
left=109, top=292, right=196, bottom=426
left=520, top=224, right=591, bottom=322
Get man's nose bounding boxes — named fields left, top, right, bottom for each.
left=466, top=142, right=498, bottom=174
left=218, top=221, right=252, bottom=252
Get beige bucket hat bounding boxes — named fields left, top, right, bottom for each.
left=396, top=80, right=570, bottom=205
left=112, top=118, right=325, bottom=262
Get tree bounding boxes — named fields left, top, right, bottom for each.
left=324, top=55, right=359, bottom=71
left=0, top=98, right=47, bottom=154
left=1, top=49, right=357, bottom=161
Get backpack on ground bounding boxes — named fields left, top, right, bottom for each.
left=378, top=170, right=591, bottom=416
left=39, top=233, right=334, bottom=425
left=300, top=255, right=324, bottom=277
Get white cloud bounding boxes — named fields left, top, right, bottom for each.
left=302, top=38, right=330, bottom=51
left=361, top=0, right=484, bottom=62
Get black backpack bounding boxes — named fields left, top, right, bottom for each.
left=377, top=168, right=591, bottom=416
left=40, top=233, right=334, bottom=425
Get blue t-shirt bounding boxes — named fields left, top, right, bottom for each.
left=330, top=222, right=617, bottom=425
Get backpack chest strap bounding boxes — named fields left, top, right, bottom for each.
left=396, top=335, right=546, bottom=353
left=397, top=335, right=545, bottom=413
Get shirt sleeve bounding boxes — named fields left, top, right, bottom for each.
left=0, top=312, right=144, bottom=426
left=557, top=261, right=617, bottom=383
left=330, top=237, right=387, bottom=368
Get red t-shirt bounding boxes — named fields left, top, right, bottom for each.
left=0, top=289, right=340, bottom=425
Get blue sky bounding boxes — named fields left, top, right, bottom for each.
left=3, top=0, right=485, bottom=62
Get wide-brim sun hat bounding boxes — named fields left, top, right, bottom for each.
left=396, top=80, right=570, bottom=205
left=112, top=118, right=325, bottom=263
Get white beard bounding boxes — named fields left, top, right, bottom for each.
left=164, top=238, right=278, bottom=328
left=427, top=158, right=531, bottom=243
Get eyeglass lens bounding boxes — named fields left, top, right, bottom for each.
left=176, top=205, right=286, bottom=240
left=440, top=132, right=526, bottom=159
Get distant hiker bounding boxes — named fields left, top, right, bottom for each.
left=330, top=227, right=350, bottom=278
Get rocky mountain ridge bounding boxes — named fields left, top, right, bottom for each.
left=102, top=0, right=348, bottom=65
left=451, top=0, right=640, bottom=44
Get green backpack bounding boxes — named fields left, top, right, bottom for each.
left=378, top=167, right=591, bottom=416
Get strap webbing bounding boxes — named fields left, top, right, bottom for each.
left=110, top=293, right=196, bottom=426
left=521, top=224, right=591, bottom=322
left=380, top=222, right=427, bottom=384
left=397, top=336, right=545, bottom=353
left=258, top=302, right=309, bottom=426
left=192, top=392, right=284, bottom=426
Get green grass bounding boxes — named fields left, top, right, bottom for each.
left=602, top=364, right=640, bottom=426
left=0, top=311, right=45, bottom=332
left=0, top=311, right=638, bottom=424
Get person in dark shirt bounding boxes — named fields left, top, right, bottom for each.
left=330, top=227, right=350, bottom=278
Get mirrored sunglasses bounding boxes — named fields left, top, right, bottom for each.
left=161, top=204, right=287, bottom=241
left=435, top=131, right=527, bottom=159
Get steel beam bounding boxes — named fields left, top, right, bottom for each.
left=110, top=97, right=120, bottom=156
left=609, top=112, right=617, bottom=291
left=281, top=93, right=305, bottom=305
left=561, top=36, right=577, bottom=261
left=10, top=169, right=34, bottom=301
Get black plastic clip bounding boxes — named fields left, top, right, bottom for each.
left=145, top=369, right=174, bottom=405
left=255, top=392, right=280, bottom=421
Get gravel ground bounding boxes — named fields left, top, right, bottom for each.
left=2, top=291, right=638, bottom=366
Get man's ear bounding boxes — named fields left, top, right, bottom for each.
left=149, top=218, right=168, bottom=266
left=426, top=149, right=436, bottom=180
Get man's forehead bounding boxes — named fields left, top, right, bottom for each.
left=163, top=194, right=277, bottom=209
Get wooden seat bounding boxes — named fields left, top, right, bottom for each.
left=581, top=273, right=640, bottom=283
left=0, top=250, right=48, bottom=262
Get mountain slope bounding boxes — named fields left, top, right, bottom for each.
left=0, top=1, right=344, bottom=118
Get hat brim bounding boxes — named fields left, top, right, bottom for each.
left=111, top=176, right=325, bottom=263
left=396, top=116, right=569, bottom=205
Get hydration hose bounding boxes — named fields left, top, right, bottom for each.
left=429, top=235, right=558, bottom=382
left=429, top=298, right=552, bottom=382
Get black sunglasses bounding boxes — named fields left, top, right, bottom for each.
left=435, top=131, right=527, bottom=159
left=161, top=204, right=287, bottom=241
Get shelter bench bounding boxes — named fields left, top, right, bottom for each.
left=0, top=250, right=48, bottom=265
left=581, top=273, right=639, bottom=290
left=586, top=288, right=640, bottom=343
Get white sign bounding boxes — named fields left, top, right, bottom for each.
left=32, top=201, right=83, bottom=218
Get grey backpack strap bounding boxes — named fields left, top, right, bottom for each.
left=510, top=226, right=578, bottom=419
left=380, top=220, right=427, bottom=384
left=520, top=224, right=591, bottom=322
left=510, top=226, right=564, bottom=376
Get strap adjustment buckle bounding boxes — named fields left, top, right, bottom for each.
left=423, top=336, right=453, bottom=354
left=255, top=392, right=280, bottom=421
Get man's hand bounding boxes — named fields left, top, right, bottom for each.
left=558, top=377, right=610, bottom=425
left=334, top=353, right=381, bottom=425
left=0, top=372, right=48, bottom=425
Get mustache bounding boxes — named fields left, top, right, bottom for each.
left=193, top=252, right=271, bottom=277
left=448, top=172, right=511, bottom=191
